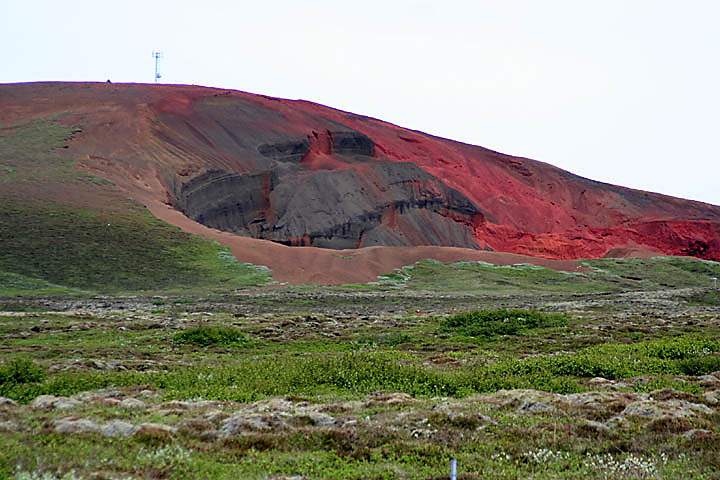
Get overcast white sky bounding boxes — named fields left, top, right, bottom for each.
left=2, top=0, right=718, bottom=205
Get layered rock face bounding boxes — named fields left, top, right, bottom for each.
left=173, top=132, right=483, bottom=248
left=1, top=82, right=719, bottom=260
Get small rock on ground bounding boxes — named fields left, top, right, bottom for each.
left=621, top=399, right=712, bottom=419
left=101, top=420, right=138, bottom=437
left=31, top=395, right=82, bottom=411
left=54, top=417, right=101, bottom=434
left=0, top=420, right=20, bottom=432
left=135, top=422, right=177, bottom=438
left=119, top=398, right=146, bottom=409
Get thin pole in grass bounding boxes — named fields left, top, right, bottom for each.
left=450, top=457, right=457, bottom=480
left=713, top=277, right=718, bottom=289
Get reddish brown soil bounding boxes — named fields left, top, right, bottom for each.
left=1, top=82, right=718, bottom=284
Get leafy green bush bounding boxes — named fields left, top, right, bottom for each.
left=480, top=337, right=720, bottom=381
left=173, top=325, right=251, bottom=347
left=0, top=358, right=46, bottom=386
left=439, top=309, right=569, bottom=338
left=678, top=355, right=720, bottom=375
left=640, top=337, right=720, bottom=360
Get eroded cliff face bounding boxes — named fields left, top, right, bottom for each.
left=172, top=131, right=484, bottom=249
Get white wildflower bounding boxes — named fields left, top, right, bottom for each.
left=584, top=453, right=660, bottom=479
left=524, top=448, right=569, bottom=464
left=137, top=444, right=192, bottom=470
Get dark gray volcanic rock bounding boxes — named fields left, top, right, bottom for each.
left=173, top=133, right=483, bottom=249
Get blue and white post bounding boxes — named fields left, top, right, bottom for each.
left=450, top=458, right=457, bottom=480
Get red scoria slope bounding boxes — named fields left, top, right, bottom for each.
left=2, top=82, right=719, bottom=275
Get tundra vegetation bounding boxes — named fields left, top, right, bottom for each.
left=1, top=274, right=720, bottom=479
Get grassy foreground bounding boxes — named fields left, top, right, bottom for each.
left=1, top=291, right=719, bottom=479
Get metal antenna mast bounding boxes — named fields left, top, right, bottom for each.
left=152, top=51, right=163, bottom=83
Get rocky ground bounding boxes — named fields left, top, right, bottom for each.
left=1, top=287, right=719, bottom=479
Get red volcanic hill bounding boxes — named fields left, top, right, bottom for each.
left=1, top=82, right=719, bottom=283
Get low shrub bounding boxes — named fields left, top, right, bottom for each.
left=641, top=337, right=720, bottom=360
left=173, top=325, right=251, bottom=347
left=439, top=309, right=569, bottom=338
left=0, top=358, right=46, bottom=386
left=355, top=332, right=413, bottom=347
left=678, top=355, right=720, bottom=376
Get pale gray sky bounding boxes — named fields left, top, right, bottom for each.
left=2, top=0, right=718, bottom=205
